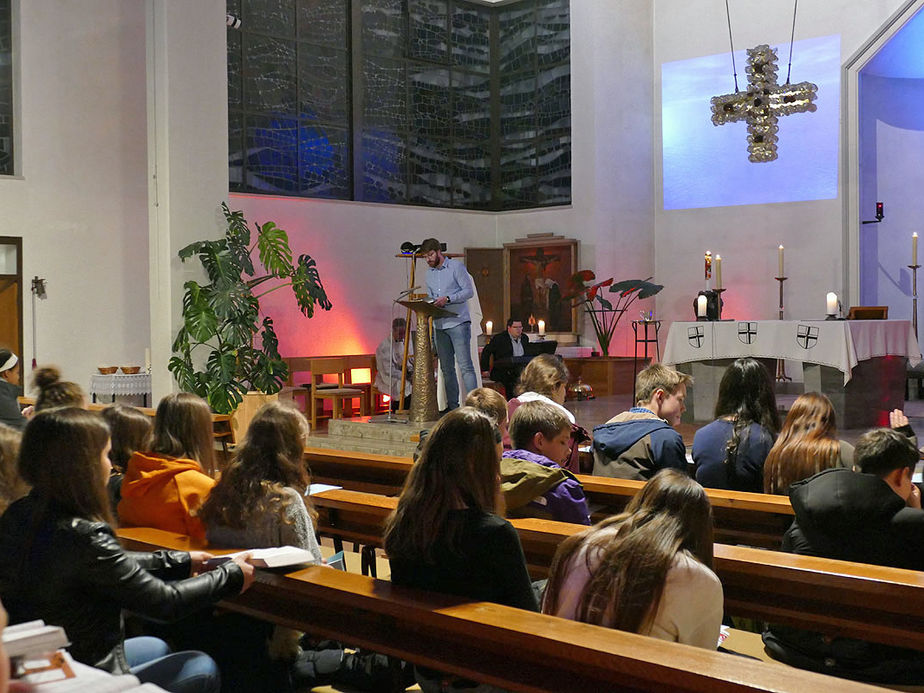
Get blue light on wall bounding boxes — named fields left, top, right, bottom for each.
left=662, top=34, right=840, bottom=210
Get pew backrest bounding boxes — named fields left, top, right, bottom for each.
left=309, top=488, right=924, bottom=654
left=116, top=525, right=880, bottom=693
left=304, top=446, right=793, bottom=547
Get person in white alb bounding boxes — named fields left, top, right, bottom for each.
left=375, top=317, right=414, bottom=411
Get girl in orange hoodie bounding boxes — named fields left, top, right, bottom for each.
left=118, top=392, right=216, bottom=539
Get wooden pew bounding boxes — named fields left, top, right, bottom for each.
left=304, top=447, right=793, bottom=548
left=117, top=526, right=879, bottom=693
left=309, top=488, right=924, bottom=654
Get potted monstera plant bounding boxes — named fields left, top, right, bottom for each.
left=169, top=203, right=332, bottom=416
left=565, top=271, right=663, bottom=356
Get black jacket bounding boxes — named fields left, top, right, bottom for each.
left=783, top=467, right=924, bottom=570
left=479, top=331, right=529, bottom=373
left=764, top=468, right=924, bottom=683
left=0, top=493, right=244, bottom=673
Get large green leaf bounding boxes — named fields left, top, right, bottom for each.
left=257, top=221, right=294, bottom=277
left=222, top=203, right=255, bottom=277
left=207, top=378, right=246, bottom=415
left=206, top=346, right=239, bottom=385
left=182, top=281, right=219, bottom=342
left=259, top=317, right=282, bottom=361
left=608, top=278, right=664, bottom=299
left=167, top=355, right=197, bottom=393
left=209, top=283, right=256, bottom=322
left=292, top=254, right=333, bottom=317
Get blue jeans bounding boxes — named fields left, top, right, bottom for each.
left=126, top=636, right=221, bottom=693
left=434, top=321, right=478, bottom=409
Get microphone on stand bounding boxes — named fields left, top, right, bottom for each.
left=394, top=286, right=421, bottom=301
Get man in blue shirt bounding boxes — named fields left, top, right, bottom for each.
left=421, top=237, right=478, bottom=411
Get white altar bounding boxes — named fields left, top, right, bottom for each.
left=663, top=320, right=922, bottom=427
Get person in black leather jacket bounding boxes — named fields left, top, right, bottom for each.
left=0, top=407, right=255, bottom=693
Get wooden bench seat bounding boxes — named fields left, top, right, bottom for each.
left=309, top=488, right=924, bottom=654
left=117, top=526, right=879, bottom=693
left=304, top=447, right=793, bottom=548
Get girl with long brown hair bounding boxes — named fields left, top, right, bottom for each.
left=0, top=407, right=253, bottom=692
left=385, top=406, right=537, bottom=692
left=118, top=392, right=217, bottom=539
left=763, top=392, right=853, bottom=495
left=542, top=469, right=722, bottom=649
left=200, top=401, right=320, bottom=559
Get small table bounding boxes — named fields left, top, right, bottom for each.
left=89, top=373, right=152, bottom=407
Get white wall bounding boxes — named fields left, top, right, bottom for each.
left=653, top=0, right=908, bottom=332
left=4, top=2, right=149, bottom=391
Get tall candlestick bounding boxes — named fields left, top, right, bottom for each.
left=538, top=319, right=546, bottom=336
left=715, top=255, right=722, bottom=290
left=485, top=320, right=493, bottom=336
left=696, top=295, right=707, bottom=318
left=914, top=233, right=919, bottom=266
left=778, top=245, right=784, bottom=277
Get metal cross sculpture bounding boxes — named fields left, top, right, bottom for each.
left=710, top=44, right=818, bottom=163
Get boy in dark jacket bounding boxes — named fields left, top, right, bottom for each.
left=592, top=363, right=691, bottom=480
left=502, top=400, right=591, bottom=525
left=764, top=427, right=924, bottom=684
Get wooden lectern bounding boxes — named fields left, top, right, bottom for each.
left=397, top=299, right=454, bottom=422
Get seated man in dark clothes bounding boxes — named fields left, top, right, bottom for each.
left=592, top=363, right=691, bottom=480
left=479, top=317, right=528, bottom=398
left=763, top=427, right=924, bottom=684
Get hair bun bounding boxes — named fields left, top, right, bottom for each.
left=32, top=366, right=62, bottom=389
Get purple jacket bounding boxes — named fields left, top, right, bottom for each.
left=501, top=449, right=591, bottom=525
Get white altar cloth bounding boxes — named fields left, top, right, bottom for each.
left=663, top=320, right=921, bottom=385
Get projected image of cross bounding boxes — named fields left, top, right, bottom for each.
left=710, top=44, right=817, bottom=163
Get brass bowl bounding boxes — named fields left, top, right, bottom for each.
left=120, top=366, right=141, bottom=374
left=98, top=366, right=118, bottom=375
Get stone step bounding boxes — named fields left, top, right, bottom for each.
left=327, top=416, right=434, bottom=443
left=306, top=432, right=418, bottom=458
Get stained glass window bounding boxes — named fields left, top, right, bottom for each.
left=0, top=0, right=14, bottom=176
left=230, top=0, right=570, bottom=209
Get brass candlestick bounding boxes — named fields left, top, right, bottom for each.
left=910, top=264, right=920, bottom=341
left=714, top=288, right=726, bottom=320
left=775, top=276, right=791, bottom=382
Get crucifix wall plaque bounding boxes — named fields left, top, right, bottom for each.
left=710, top=44, right=818, bottom=163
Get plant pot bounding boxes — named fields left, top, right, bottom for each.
left=230, top=391, right=279, bottom=444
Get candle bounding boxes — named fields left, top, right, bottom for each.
left=914, top=233, right=919, bottom=266
left=144, top=348, right=151, bottom=372
left=826, top=292, right=838, bottom=315
left=778, top=245, right=784, bottom=277
left=715, top=255, right=722, bottom=290
left=704, top=251, right=712, bottom=280
left=538, top=319, right=546, bottom=336
left=485, top=320, right=493, bottom=336
left=697, top=295, right=707, bottom=318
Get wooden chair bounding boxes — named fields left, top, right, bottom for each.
left=309, top=357, right=366, bottom=430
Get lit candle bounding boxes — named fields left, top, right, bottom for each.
left=485, top=320, right=493, bottom=336
left=715, top=255, right=722, bottom=290
left=704, top=251, right=712, bottom=280
left=697, top=295, right=707, bottom=318
left=144, top=348, right=151, bottom=372
left=826, top=292, right=838, bottom=316
left=538, top=319, right=546, bottom=336
left=778, top=245, right=784, bottom=277
left=914, top=233, right=919, bottom=266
